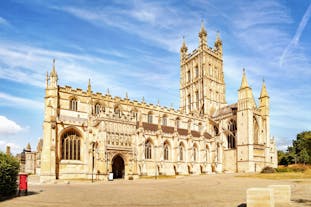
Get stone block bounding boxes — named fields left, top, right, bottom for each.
left=247, top=188, right=274, bottom=207
left=268, top=185, right=291, bottom=203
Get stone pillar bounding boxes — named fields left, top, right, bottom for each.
left=247, top=188, right=274, bottom=207
left=268, top=185, right=291, bottom=203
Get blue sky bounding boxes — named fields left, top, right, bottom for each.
left=0, top=0, right=310, bottom=154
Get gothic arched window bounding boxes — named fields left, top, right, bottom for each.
left=195, top=66, right=199, bottom=78
left=193, top=144, right=198, bottom=161
left=176, top=117, right=180, bottom=128
left=145, top=140, right=152, bottom=159
left=114, top=106, right=121, bottom=118
left=70, top=98, right=78, bottom=111
left=61, top=129, right=81, bottom=160
left=179, top=142, right=185, bottom=161
left=187, top=94, right=191, bottom=112
left=148, top=112, right=153, bottom=124
left=95, top=103, right=101, bottom=115
left=163, top=141, right=169, bottom=160
left=162, top=115, right=167, bottom=126
left=195, top=91, right=199, bottom=109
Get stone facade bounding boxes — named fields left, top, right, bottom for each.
left=16, top=141, right=43, bottom=175
left=40, top=24, right=277, bottom=182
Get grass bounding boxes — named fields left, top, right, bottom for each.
left=237, top=165, right=311, bottom=180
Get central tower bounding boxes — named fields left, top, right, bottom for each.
left=179, top=22, right=226, bottom=116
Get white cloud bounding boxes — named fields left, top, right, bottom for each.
left=0, top=115, right=23, bottom=135
left=0, top=140, right=23, bottom=154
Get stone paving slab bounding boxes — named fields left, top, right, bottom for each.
left=1, top=174, right=310, bottom=207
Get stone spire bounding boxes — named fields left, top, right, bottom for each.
left=49, top=59, right=58, bottom=88
left=240, top=68, right=250, bottom=90
left=87, top=79, right=92, bottom=94
left=259, top=79, right=270, bottom=116
left=214, top=31, right=223, bottom=55
left=180, top=36, right=188, bottom=62
left=260, top=79, right=269, bottom=98
left=199, top=20, right=207, bottom=48
left=26, top=142, right=31, bottom=152
left=238, top=69, right=256, bottom=108
left=180, top=36, right=188, bottom=53
left=50, top=59, right=57, bottom=78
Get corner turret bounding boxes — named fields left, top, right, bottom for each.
left=238, top=69, right=256, bottom=109
left=259, top=80, right=270, bottom=116
left=180, top=36, right=188, bottom=63
left=214, top=31, right=222, bottom=56
left=48, top=59, right=58, bottom=88
left=199, top=20, right=207, bottom=49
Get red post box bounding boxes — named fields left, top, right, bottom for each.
left=18, top=173, right=28, bottom=196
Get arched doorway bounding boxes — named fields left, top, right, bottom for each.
left=112, top=155, right=125, bottom=179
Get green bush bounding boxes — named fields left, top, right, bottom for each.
left=261, top=166, right=276, bottom=173
left=0, top=152, right=20, bottom=197
left=275, top=165, right=309, bottom=173
left=275, top=167, right=292, bottom=173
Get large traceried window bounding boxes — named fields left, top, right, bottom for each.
left=70, top=98, right=78, bottom=111
left=227, top=119, right=237, bottom=149
left=163, top=141, right=169, bottom=160
left=179, top=142, right=185, bottom=161
left=61, top=129, right=81, bottom=160
left=227, top=134, right=236, bottom=149
left=145, top=140, right=152, bottom=159
left=253, top=118, right=259, bottom=144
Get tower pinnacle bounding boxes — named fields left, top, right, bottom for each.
left=199, top=20, right=207, bottom=47
left=240, top=68, right=249, bottom=89
left=87, top=78, right=92, bottom=94
left=260, top=79, right=269, bottom=98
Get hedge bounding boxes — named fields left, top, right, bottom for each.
left=0, top=152, right=19, bottom=197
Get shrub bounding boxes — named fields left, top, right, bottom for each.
left=0, top=152, right=20, bottom=197
left=261, top=166, right=276, bottom=173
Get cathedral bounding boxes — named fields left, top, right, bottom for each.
left=40, top=24, right=277, bottom=182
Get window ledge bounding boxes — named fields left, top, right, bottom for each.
left=60, top=160, right=83, bottom=165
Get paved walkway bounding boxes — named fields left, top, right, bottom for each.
left=2, top=174, right=311, bottom=207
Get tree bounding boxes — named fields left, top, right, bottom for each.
left=0, top=152, right=20, bottom=198
left=292, top=131, right=311, bottom=164
left=300, top=148, right=310, bottom=165
left=277, top=131, right=311, bottom=165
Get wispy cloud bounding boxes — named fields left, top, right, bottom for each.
left=0, top=92, right=43, bottom=109
left=0, top=16, right=9, bottom=25
left=280, top=3, right=311, bottom=67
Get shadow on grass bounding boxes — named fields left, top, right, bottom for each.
left=237, top=203, right=246, bottom=207
left=0, top=191, right=40, bottom=202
